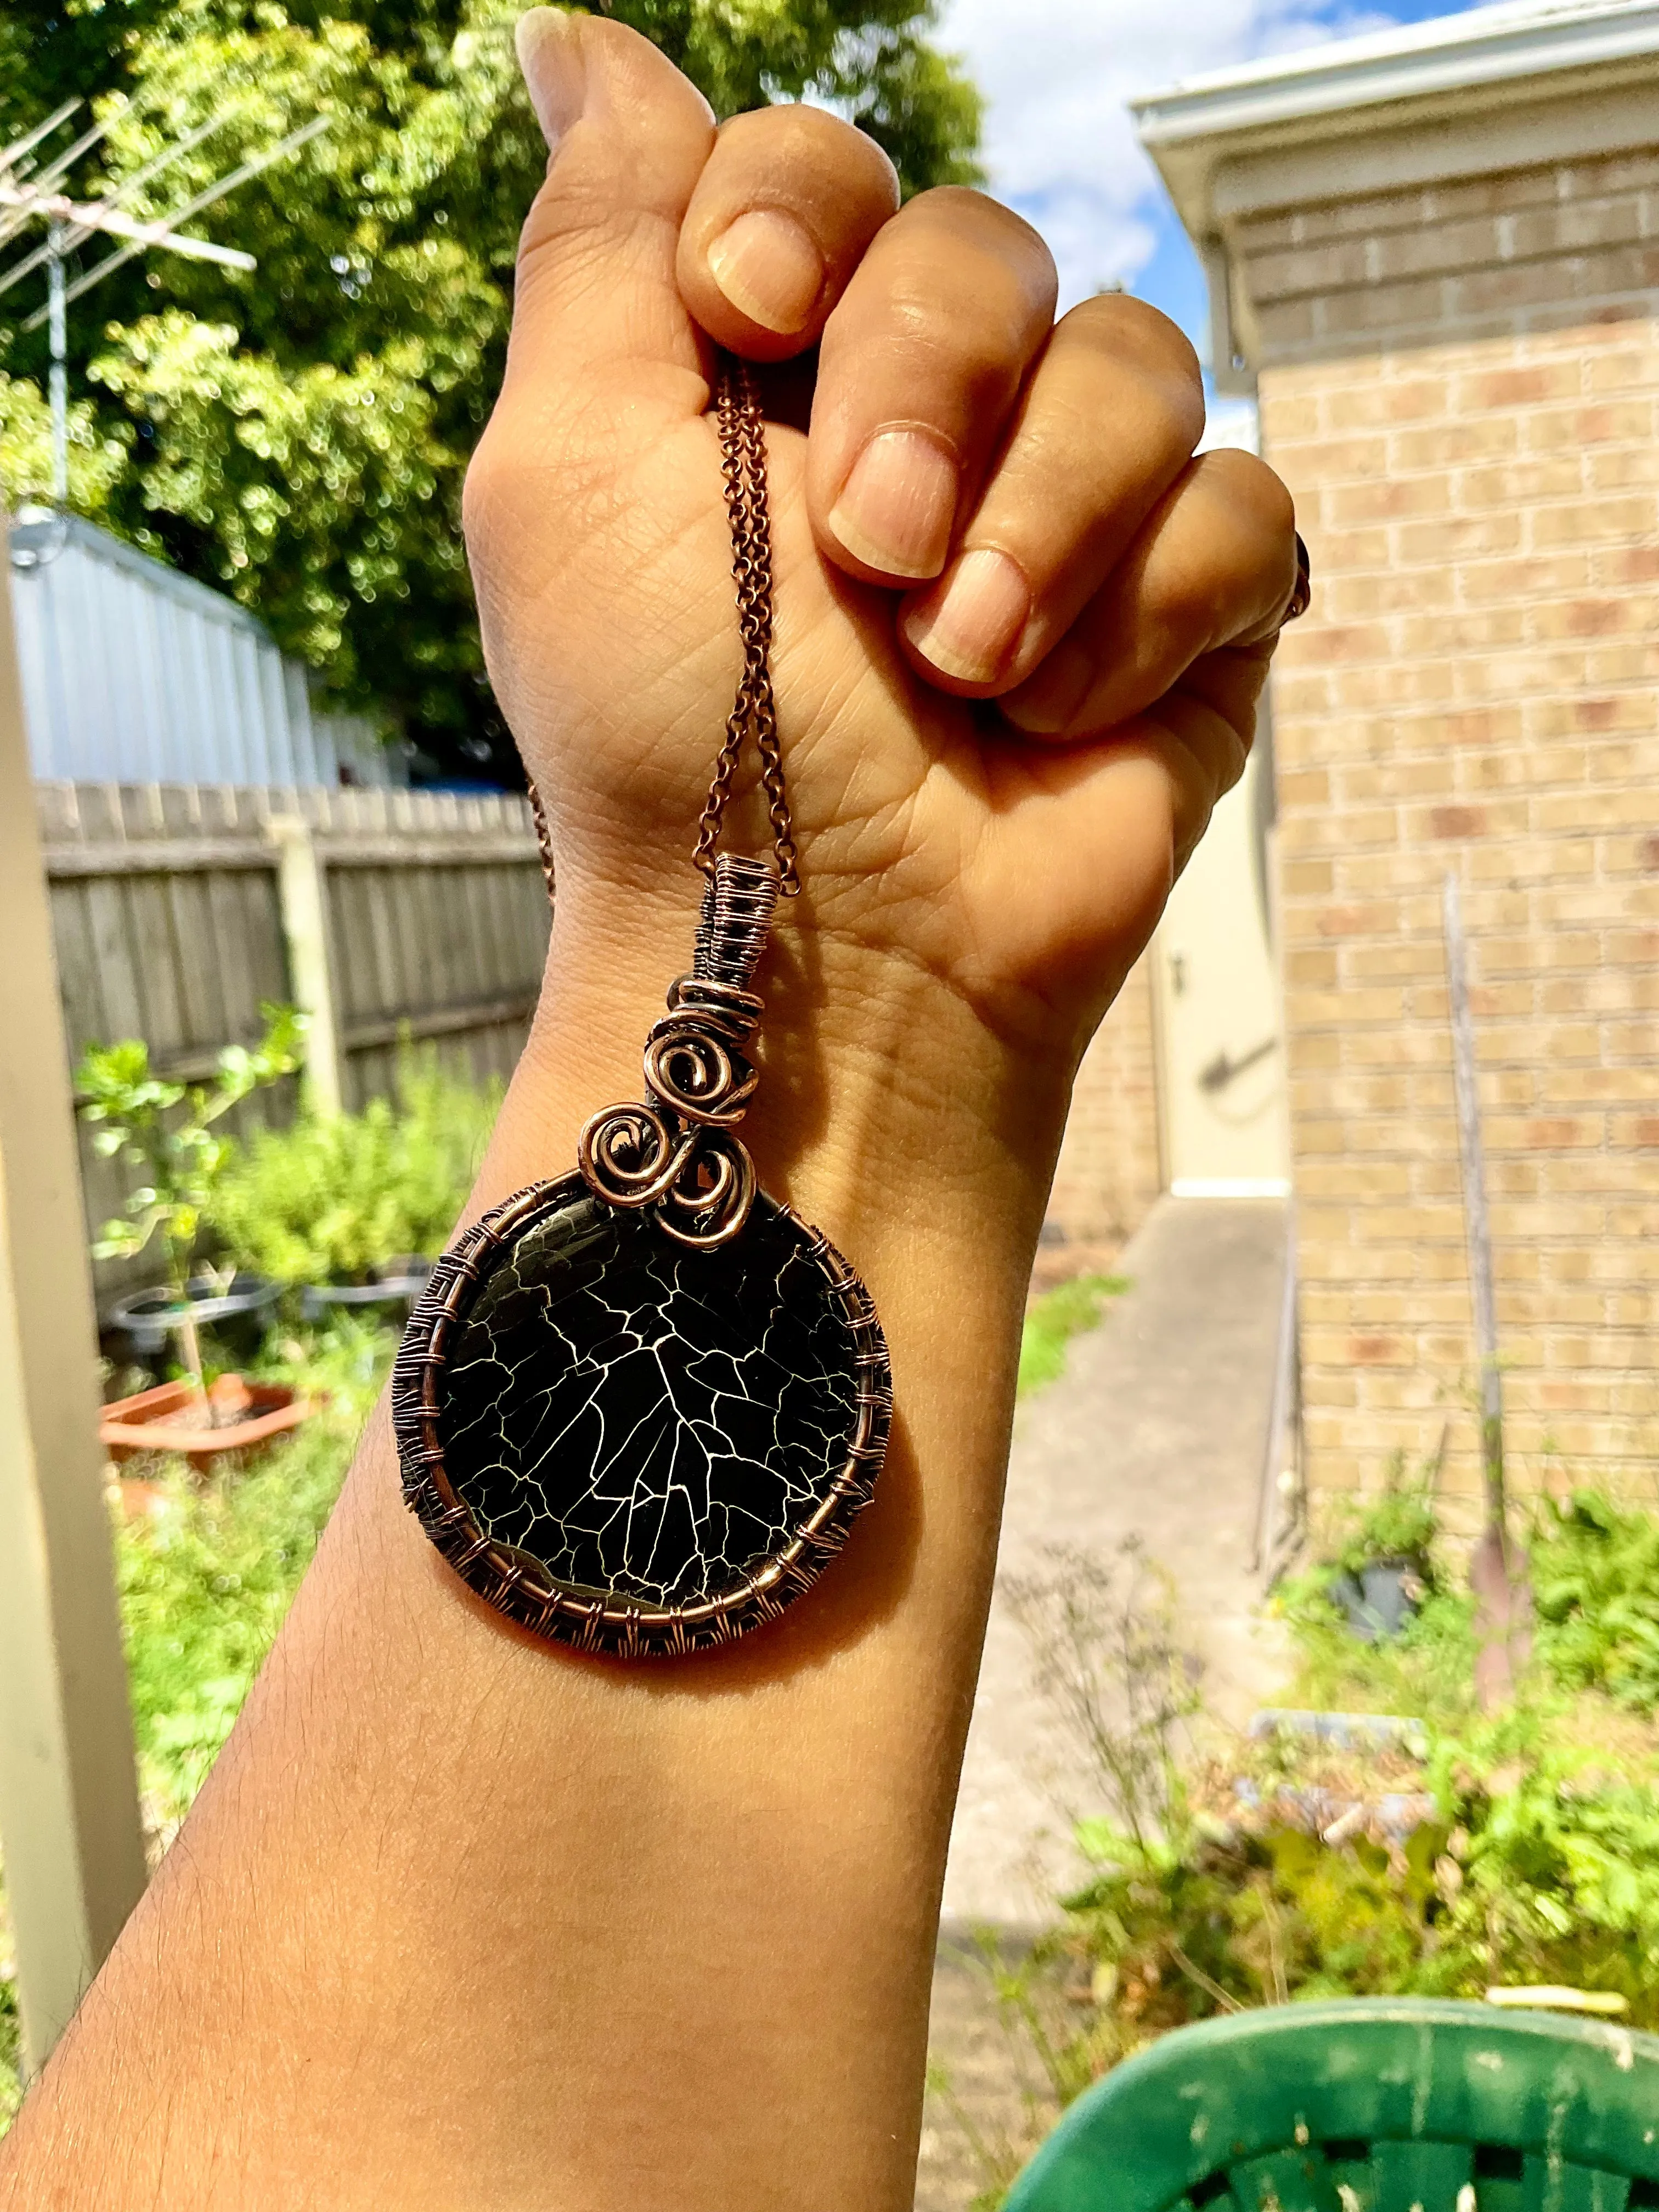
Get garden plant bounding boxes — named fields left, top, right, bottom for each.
left=207, top=1046, right=501, bottom=1290
left=78, top=1005, right=304, bottom=1398
left=939, top=1482, right=1659, bottom=2209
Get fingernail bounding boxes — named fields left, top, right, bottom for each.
left=827, top=430, right=957, bottom=579
left=707, top=210, right=823, bottom=335
left=902, top=549, right=1031, bottom=684
left=516, top=7, right=584, bottom=146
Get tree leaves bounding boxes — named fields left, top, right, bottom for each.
left=1, top=0, right=980, bottom=777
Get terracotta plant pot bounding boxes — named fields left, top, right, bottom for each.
left=100, top=1374, right=312, bottom=1465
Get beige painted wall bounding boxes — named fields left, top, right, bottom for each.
left=1046, top=953, right=1162, bottom=1261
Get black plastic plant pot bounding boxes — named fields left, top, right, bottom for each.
left=1331, top=1559, right=1420, bottom=1645
left=300, top=1258, right=434, bottom=1324
left=103, top=1274, right=283, bottom=1363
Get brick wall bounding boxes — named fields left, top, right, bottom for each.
left=1044, top=956, right=1161, bottom=1266
left=1244, top=148, right=1659, bottom=1517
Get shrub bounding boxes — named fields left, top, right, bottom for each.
left=207, top=1049, right=500, bottom=1285
left=1276, top=1580, right=1481, bottom=1723
left=946, top=1499, right=1659, bottom=2204
left=78, top=1005, right=304, bottom=1388
left=1532, top=1491, right=1659, bottom=1711
left=1437, top=1724, right=1659, bottom=2016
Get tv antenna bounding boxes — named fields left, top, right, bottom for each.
left=0, top=100, right=328, bottom=507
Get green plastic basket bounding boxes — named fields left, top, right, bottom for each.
left=1004, top=1999, right=1659, bottom=2212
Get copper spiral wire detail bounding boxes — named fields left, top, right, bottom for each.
left=579, top=853, right=775, bottom=1248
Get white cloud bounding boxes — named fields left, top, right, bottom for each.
left=937, top=0, right=1413, bottom=314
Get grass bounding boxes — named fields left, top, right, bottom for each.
left=1018, top=1273, right=1128, bottom=1400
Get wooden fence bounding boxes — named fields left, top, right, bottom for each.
left=37, top=781, right=551, bottom=1300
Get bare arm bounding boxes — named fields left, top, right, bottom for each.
left=0, top=14, right=1295, bottom=2207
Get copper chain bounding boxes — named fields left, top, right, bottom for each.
left=693, top=357, right=799, bottom=896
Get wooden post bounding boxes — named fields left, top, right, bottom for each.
left=1442, top=872, right=1528, bottom=1705
left=269, top=814, right=344, bottom=1115
left=0, top=511, right=148, bottom=2071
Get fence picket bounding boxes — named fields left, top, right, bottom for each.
left=39, top=780, right=551, bottom=1305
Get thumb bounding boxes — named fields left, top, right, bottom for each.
left=506, top=8, right=716, bottom=422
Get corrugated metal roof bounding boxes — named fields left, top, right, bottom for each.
left=8, top=509, right=406, bottom=787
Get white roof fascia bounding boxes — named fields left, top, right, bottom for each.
left=1132, top=1, right=1659, bottom=148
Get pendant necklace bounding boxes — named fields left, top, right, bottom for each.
left=393, top=357, right=893, bottom=1658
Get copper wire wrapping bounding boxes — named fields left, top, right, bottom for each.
left=578, top=853, right=773, bottom=1248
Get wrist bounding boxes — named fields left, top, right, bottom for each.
left=485, top=872, right=1074, bottom=1283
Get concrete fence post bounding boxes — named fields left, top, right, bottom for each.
left=0, top=513, right=148, bottom=2072
left=269, top=814, right=344, bottom=1115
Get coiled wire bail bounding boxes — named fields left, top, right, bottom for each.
left=693, top=853, right=780, bottom=994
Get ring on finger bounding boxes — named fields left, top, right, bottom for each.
left=1279, top=531, right=1312, bottom=627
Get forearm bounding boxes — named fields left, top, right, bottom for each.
left=1, top=883, right=1073, bottom=2211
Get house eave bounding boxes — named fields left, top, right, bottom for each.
left=1133, top=2, right=1659, bottom=241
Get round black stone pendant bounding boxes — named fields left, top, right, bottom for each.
left=392, top=1173, right=890, bottom=1657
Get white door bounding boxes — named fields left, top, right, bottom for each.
left=1152, top=742, right=1290, bottom=1197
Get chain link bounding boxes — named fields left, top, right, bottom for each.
left=693, top=356, right=800, bottom=896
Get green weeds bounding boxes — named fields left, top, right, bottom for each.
left=943, top=1481, right=1659, bottom=2206
left=1018, top=1274, right=1128, bottom=1400
left=116, top=1318, right=391, bottom=1837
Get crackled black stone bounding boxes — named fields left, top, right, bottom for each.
left=434, top=1186, right=863, bottom=1609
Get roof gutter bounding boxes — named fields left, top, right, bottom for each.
left=1132, top=2, right=1659, bottom=147
left=1130, top=1, right=1659, bottom=391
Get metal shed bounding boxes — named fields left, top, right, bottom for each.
left=8, top=508, right=404, bottom=787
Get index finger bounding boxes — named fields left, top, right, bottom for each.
left=676, top=105, right=900, bottom=359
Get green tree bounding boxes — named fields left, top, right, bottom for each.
left=0, top=2, right=980, bottom=780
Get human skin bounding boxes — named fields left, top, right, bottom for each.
left=0, top=13, right=1297, bottom=2208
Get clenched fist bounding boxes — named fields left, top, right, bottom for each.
left=468, top=6, right=1297, bottom=1075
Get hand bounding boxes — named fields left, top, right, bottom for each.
left=467, top=7, right=1298, bottom=1081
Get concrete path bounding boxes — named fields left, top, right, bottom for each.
left=916, top=1197, right=1291, bottom=2209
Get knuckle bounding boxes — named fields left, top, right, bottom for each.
left=716, top=100, right=844, bottom=173
left=1196, top=446, right=1296, bottom=543
left=1053, top=296, right=1204, bottom=456
left=831, top=261, right=1042, bottom=395
left=895, top=187, right=1057, bottom=311
left=1060, top=294, right=1201, bottom=389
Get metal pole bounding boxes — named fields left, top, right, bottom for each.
left=1253, top=1201, right=1300, bottom=1576
left=46, top=223, right=67, bottom=506
left=0, top=506, right=148, bottom=2070
left=1443, top=872, right=1529, bottom=1708
left=1442, top=874, right=1504, bottom=1526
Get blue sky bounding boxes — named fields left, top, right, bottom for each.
left=939, top=0, right=1491, bottom=361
